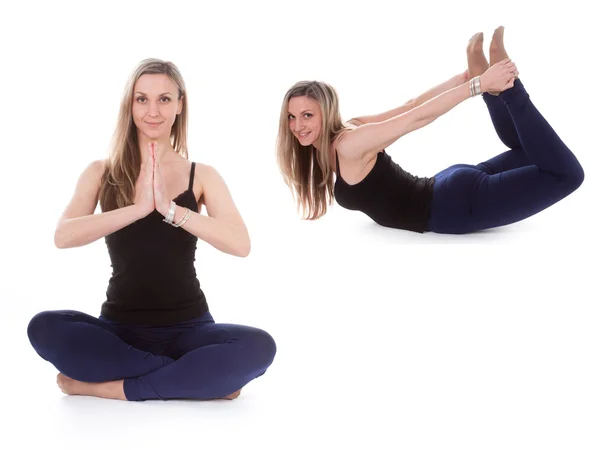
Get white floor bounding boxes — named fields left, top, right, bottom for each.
left=2, top=1, right=599, bottom=449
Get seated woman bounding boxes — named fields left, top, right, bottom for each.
left=27, top=58, right=277, bottom=401
left=276, top=27, right=584, bottom=234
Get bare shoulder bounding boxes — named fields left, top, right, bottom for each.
left=192, top=161, right=245, bottom=223
left=192, top=162, right=228, bottom=207
left=333, top=122, right=371, bottom=160
left=333, top=122, right=360, bottom=149
left=194, top=161, right=225, bottom=186
left=79, top=158, right=108, bottom=186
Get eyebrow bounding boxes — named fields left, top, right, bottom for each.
left=134, top=92, right=174, bottom=96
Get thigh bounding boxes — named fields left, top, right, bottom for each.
left=429, top=166, right=482, bottom=233
left=476, top=149, right=531, bottom=175
left=166, top=317, right=276, bottom=360
left=28, top=309, right=124, bottom=345
left=468, top=165, right=569, bottom=230
left=27, top=309, right=172, bottom=382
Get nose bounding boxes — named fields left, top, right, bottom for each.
left=147, top=101, right=160, bottom=117
left=294, top=118, right=305, bottom=132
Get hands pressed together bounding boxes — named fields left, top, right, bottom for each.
left=134, top=142, right=172, bottom=218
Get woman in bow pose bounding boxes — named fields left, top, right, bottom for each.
left=276, top=27, right=584, bottom=234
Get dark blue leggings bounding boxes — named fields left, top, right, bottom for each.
left=428, top=79, right=584, bottom=234
left=27, top=309, right=277, bottom=401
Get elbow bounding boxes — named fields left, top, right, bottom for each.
left=54, top=229, right=68, bottom=249
left=237, top=239, right=251, bottom=258
left=235, top=234, right=251, bottom=258
left=54, top=226, right=77, bottom=249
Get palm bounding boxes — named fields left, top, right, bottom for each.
left=151, top=143, right=170, bottom=216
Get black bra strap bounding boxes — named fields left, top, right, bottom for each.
left=188, top=162, right=196, bottom=191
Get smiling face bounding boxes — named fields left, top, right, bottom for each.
left=288, top=95, right=322, bottom=148
left=131, top=73, right=183, bottom=140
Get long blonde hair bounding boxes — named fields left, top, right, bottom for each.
left=276, top=81, right=347, bottom=220
left=99, top=58, right=189, bottom=212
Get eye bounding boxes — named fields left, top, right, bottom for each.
left=288, top=114, right=295, bottom=120
left=136, top=96, right=146, bottom=103
left=304, top=113, right=313, bottom=118
left=160, top=97, right=171, bottom=103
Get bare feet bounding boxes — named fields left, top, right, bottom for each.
left=467, top=32, right=489, bottom=79
left=57, top=373, right=241, bottom=401
left=221, top=389, right=241, bottom=400
left=57, top=373, right=126, bottom=400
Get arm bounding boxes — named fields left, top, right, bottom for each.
left=348, top=71, right=467, bottom=126
left=337, top=59, right=516, bottom=159
left=171, top=164, right=251, bottom=258
left=54, top=160, right=147, bottom=249
left=338, top=82, right=473, bottom=158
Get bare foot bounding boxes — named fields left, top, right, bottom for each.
left=467, top=32, right=489, bottom=79
left=57, top=373, right=126, bottom=400
left=221, top=389, right=241, bottom=400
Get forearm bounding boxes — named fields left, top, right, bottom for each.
left=54, top=204, right=146, bottom=249
left=411, top=73, right=465, bottom=108
left=350, top=73, right=465, bottom=125
left=410, top=81, right=472, bottom=129
left=173, top=206, right=250, bottom=257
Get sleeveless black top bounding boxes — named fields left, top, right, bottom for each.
left=334, top=150, right=435, bottom=233
left=100, top=162, right=209, bottom=326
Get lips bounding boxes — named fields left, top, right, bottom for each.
left=298, top=132, right=311, bottom=139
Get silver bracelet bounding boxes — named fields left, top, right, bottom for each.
left=469, top=76, right=481, bottom=97
left=163, top=200, right=177, bottom=224
left=173, top=207, right=192, bottom=227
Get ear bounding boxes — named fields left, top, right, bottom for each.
left=177, top=96, right=184, bottom=115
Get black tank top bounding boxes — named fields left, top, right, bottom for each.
left=100, top=162, right=209, bottom=326
left=334, top=150, right=435, bottom=233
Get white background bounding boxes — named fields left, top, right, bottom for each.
left=1, top=1, right=598, bottom=449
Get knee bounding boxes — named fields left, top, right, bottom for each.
left=27, top=310, right=69, bottom=351
left=570, top=163, right=585, bottom=192
left=559, top=161, right=585, bottom=197
left=248, top=328, right=277, bottom=368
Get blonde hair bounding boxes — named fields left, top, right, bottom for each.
left=99, top=58, right=188, bottom=212
left=276, top=81, right=348, bottom=220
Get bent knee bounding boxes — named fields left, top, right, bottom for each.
left=570, top=163, right=585, bottom=191
left=558, top=162, right=585, bottom=196
left=248, top=328, right=277, bottom=367
left=27, top=310, right=59, bottom=345
left=27, top=310, right=76, bottom=351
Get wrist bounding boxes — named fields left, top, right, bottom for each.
left=167, top=205, right=193, bottom=228
left=132, top=203, right=150, bottom=219
left=161, top=201, right=177, bottom=224
left=478, top=73, right=488, bottom=93
left=468, top=76, right=483, bottom=97
left=157, top=200, right=171, bottom=217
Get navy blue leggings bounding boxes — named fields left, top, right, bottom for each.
left=27, top=310, right=277, bottom=401
left=427, top=79, right=584, bottom=234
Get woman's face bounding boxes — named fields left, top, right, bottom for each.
left=132, top=74, right=182, bottom=140
left=288, top=95, right=322, bottom=147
